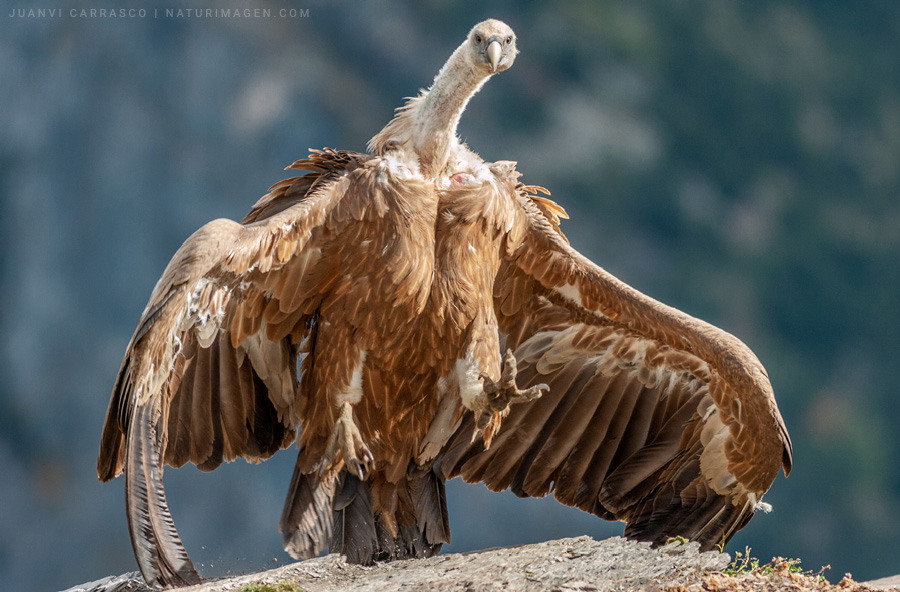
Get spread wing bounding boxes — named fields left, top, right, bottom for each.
left=96, top=149, right=429, bottom=586
left=439, top=182, right=793, bottom=550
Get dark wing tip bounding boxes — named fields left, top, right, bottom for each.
left=782, top=431, right=794, bottom=477
left=126, top=402, right=201, bottom=588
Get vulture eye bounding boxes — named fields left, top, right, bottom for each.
left=505, top=36, right=512, bottom=45
left=474, top=34, right=482, bottom=45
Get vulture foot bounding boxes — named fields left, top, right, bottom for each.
left=476, top=349, right=548, bottom=430
left=322, top=401, right=375, bottom=480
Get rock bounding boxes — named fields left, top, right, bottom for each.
left=864, top=574, right=900, bottom=590
left=59, top=572, right=148, bottom=592
left=60, top=536, right=730, bottom=592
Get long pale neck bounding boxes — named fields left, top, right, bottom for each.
left=369, top=43, right=490, bottom=179
left=410, top=45, right=488, bottom=178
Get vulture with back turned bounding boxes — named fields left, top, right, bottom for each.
left=98, top=19, right=793, bottom=588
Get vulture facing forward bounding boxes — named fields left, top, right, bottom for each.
left=98, top=20, right=793, bottom=588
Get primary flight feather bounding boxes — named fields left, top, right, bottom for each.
left=98, top=19, right=792, bottom=588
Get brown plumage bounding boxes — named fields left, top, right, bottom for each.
left=98, top=19, right=792, bottom=588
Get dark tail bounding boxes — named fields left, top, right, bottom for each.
left=125, top=401, right=200, bottom=588
left=280, top=462, right=450, bottom=565
left=332, top=473, right=378, bottom=563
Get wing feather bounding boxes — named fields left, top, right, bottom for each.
left=165, top=338, right=196, bottom=469
left=440, top=180, right=792, bottom=551
left=125, top=400, right=200, bottom=587
left=520, top=371, right=618, bottom=498
left=97, top=149, right=403, bottom=585
left=188, top=333, right=215, bottom=465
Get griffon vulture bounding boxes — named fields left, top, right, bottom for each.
left=98, top=19, right=793, bottom=588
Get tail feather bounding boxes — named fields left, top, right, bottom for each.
left=281, top=462, right=451, bottom=567
left=373, top=465, right=448, bottom=561
left=279, top=455, right=336, bottom=560
left=331, top=474, right=378, bottom=565
left=408, top=465, right=450, bottom=547
left=125, top=401, right=200, bottom=588
left=321, top=467, right=450, bottom=565
left=374, top=520, right=438, bottom=561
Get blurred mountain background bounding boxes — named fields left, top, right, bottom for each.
left=2, top=1, right=899, bottom=590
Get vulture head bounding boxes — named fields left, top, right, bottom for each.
left=468, top=19, right=518, bottom=74
left=369, top=18, right=519, bottom=176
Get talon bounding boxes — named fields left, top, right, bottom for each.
left=350, top=460, right=367, bottom=481
left=321, top=401, right=374, bottom=480
left=357, top=448, right=376, bottom=480
left=474, top=351, right=546, bottom=431
left=517, top=382, right=549, bottom=403
left=479, top=372, right=499, bottom=396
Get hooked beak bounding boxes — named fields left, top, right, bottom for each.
left=487, top=39, right=502, bottom=72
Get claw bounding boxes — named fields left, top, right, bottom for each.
left=473, top=350, right=549, bottom=447
left=476, top=349, right=548, bottom=420
left=518, top=382, right=549, bottom=403
left=478, top=371, right=497, bottom=395
left=351, top=448, right=376, bottom=481
left=321, top=401, right=375, bottom=480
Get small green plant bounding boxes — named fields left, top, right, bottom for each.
left=240, top=582, right=306, bottom=592
left=724, top=547, right=765, bottom=575
left=724, top=547, right=828, bottom=581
